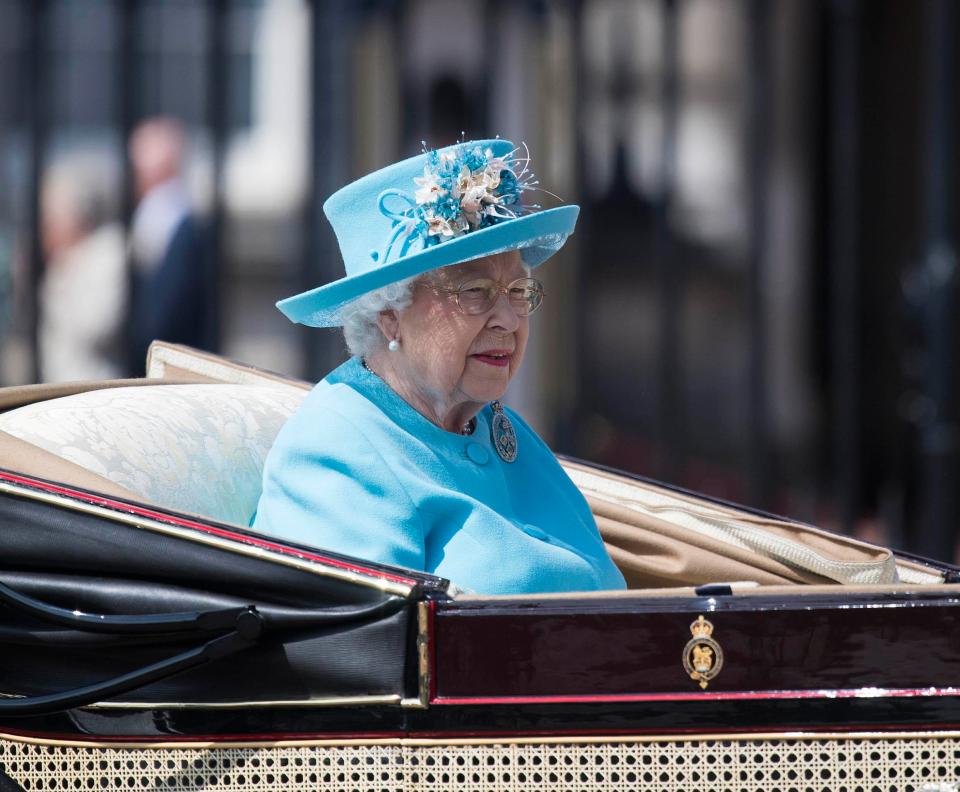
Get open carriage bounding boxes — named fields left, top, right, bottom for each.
left=0, top=343, right=958, bottom=791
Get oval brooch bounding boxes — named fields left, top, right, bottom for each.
left=490, top=401, right=517, bottom=463
left=682, top=615, right=723, bottom=690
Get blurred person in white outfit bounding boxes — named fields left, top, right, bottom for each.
left=39, top=154, right=126, bottom=382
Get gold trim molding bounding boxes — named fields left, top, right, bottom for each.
left=86, top=694, right=405, bottom=711
left=3, top=729, right=960, bottom=751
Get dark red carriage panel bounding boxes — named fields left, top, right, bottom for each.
left=431, top=593, right=960, bottom=704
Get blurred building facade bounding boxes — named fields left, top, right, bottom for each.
left=0, top=0, right=957, bottom=560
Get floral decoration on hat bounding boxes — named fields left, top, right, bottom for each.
left=377, top=141, right=547, bottom=264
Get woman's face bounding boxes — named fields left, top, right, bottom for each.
left=390, top=250, right=530, bottom=418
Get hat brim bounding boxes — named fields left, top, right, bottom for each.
left=278, top=205, right=579, bottom=327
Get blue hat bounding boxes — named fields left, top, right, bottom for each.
left=277, top=139, right=579, bottom=326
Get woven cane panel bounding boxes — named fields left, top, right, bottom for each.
left=1, top=735, right=959, bottom=792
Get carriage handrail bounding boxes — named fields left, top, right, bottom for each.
left=0, top=579, right=256, bottom=634
left=0, top=610, right=263, bottom=716
left=0, top=579, right=405, bottom=635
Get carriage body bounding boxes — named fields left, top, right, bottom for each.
left=0, top=344, right=958, bottom=791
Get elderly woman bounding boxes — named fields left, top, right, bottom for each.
left=253, top=139, right=625, bottom=594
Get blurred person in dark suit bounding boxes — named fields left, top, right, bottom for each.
left=40, top=153, right=126, bottom=382
left=127, top=117, right=213, bottom=372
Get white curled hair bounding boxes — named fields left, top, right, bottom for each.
left=340, top=277, right=416, bottom=357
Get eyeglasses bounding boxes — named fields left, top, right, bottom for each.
left=423, top=277, right=545, bottom=316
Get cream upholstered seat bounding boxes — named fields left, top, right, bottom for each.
left=0, top=383, right=305, bottom=526
left=0, top=378, right=933, bottom=587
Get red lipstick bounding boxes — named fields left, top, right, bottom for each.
left=471, top=350, right=512, bottom=368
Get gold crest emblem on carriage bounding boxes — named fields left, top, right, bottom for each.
left=682, top=615, right=723, bottom=689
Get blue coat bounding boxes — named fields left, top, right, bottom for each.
left=252, top=357, right=626, bottom=595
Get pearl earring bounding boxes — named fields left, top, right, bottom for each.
left=388, top=339, right=400, bottom=352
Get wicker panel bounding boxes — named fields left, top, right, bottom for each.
left=1, top=734, right=959, bottom=791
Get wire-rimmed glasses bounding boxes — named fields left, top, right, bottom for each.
left=424, top=277, right=545, bottom=316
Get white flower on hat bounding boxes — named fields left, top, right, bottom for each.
left=426, top=214, right=467, bottom=238
left=452, top=166, right=472, bottom=201
left=483, top=153, right=508, bottom=189
left=414, top=168, right=445, bottom=205
left=461, top=184, right=496, bottom=228
left=481, top=169, right=501, bottom=191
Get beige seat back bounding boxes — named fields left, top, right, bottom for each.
left=0, top=383, right=306, bottom=525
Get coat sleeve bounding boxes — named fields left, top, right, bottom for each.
left=251, top=407, right=427, bottom=573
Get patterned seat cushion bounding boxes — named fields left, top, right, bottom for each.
left=0, top=384, right=306, bottom=526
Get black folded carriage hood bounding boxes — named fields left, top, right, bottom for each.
left=0, top=470, right=447, bottom=715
